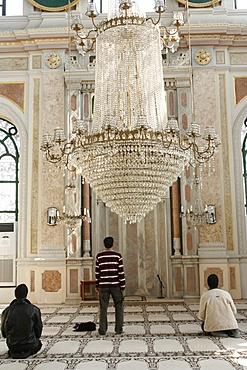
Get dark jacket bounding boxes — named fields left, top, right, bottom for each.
left=1, top=298, right=43, bottom=352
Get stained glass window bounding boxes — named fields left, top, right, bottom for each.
left=0, top=119, right=20, bottom=222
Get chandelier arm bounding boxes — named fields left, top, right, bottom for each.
left=65, top=157, right=77, bottom=172
left=45, top=149, right=63, bottom=164
left=160, top=25, right=179, bottom=36
left=177, top=138, right=193, bottom=151
left=161, top=38, right=178, bottom=50
left=146, top=12, right=161, bottom=26
left=91, top=16, right=98, bottom=29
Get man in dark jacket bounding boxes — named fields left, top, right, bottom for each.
left=1, top=283, right=43, bottom=359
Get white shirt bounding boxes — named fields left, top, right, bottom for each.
left=198, top=288, right=238, bottom=332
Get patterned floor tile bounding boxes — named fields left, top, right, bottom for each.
left=1, top=302, right=247, bottom=370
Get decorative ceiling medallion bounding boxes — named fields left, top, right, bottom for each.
left=45, top=52, right=62, bottom=69
left=177, top=0, right=221, bottom=7
left=27, top=0, right=80, bottom=12
left=194, top=48, right=212, bottom=65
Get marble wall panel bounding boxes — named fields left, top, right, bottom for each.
left=234, top=77, right=247, bottom=106
left=31, top=78, right=40, bottom=254
left=193, top=69, right=223, bottom=244
left=70, top=269, right=78, bottom=294
left=0, top=58, right=28, bottom=71
left=144, top=210, right=156, bottom=293
left=175, top=266, right=182, bottom=292
left=32, top=55, right=42, bottom=69
left=157, top=201, right=168, bottom=293
left=126, top=223, right=139, bottom=295
left=187, top=232, right=193, bottom=251
left=41, top=71, right=65, bottom=247
left=42, top=270, right=61, bottom=292
left=216, top=51, right=225, bottom=65
left=230, top=53, right=247, bottom=65
left=230, top=266, right=236, bottom=290
left=186, top=266, right=196, bottom=293
left=218, top=74, right=233, bottom=250
left=0, top=83, right=24, bottom=111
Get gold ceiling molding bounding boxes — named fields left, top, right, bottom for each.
left=0, top=38, right=70, bottom=46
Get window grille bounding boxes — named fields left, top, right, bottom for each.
left=0, top=119, right=20, bottom=222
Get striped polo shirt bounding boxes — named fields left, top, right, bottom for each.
left=95, top=249, right=125, bottom=290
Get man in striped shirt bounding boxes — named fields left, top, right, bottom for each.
left=95, top=236, right=125, bottom=335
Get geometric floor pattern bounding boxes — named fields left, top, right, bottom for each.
left=1, top=300, right=247, bottom=369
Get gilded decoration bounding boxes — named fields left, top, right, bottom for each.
left=45, top=52, right=62, bottom=69
left=42, top=270, right=61, bottom=292
left=177, top=0, right=221, bottom=7
left=194, top=48, right=212, bottom=65
left=27, top=0, right=80, bottom=11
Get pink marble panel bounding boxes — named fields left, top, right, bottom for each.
left=42, top=270, right=61, bottom=292
left=70, top=269, right=78, bottom=294
left=0, top=83, right=24, bottom=111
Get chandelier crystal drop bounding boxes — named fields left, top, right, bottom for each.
left=41, top=0, right=220, bottom=224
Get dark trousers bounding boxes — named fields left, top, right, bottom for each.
left=9, top=340, right=42, bottom=359
left=98, top=286, right=124, bottom=334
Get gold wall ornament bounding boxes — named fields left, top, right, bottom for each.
left=194, top=48, right=212, bottom=65
left=45, top=52, right=62, bottom=69
left=177, top=0, right=221, bottom=7
left=27, top=0, right=80, bottom=12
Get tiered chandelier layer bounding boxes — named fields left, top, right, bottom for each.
left=41, top=0, right=220, bottom=223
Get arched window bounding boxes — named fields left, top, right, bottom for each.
left=0, top=119, right=20, bottom=222
left=242, top=118, right=247, bottom=214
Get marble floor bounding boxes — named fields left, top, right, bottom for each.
left=1, top=299, right=247, bottom=369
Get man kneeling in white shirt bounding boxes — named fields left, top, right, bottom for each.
left=198, top=274, right=240, bottom=338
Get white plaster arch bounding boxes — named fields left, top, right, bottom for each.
left=233, top=100, right=247, bottom=255
left=0, top=98, right=28, bottom=259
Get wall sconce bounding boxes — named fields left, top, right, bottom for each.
left=47, top=207, right=58, bottom=226
left=206, top=204, right=216, bottom=224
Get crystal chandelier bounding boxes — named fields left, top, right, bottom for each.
left=41, top=0, right=220, bottom=224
